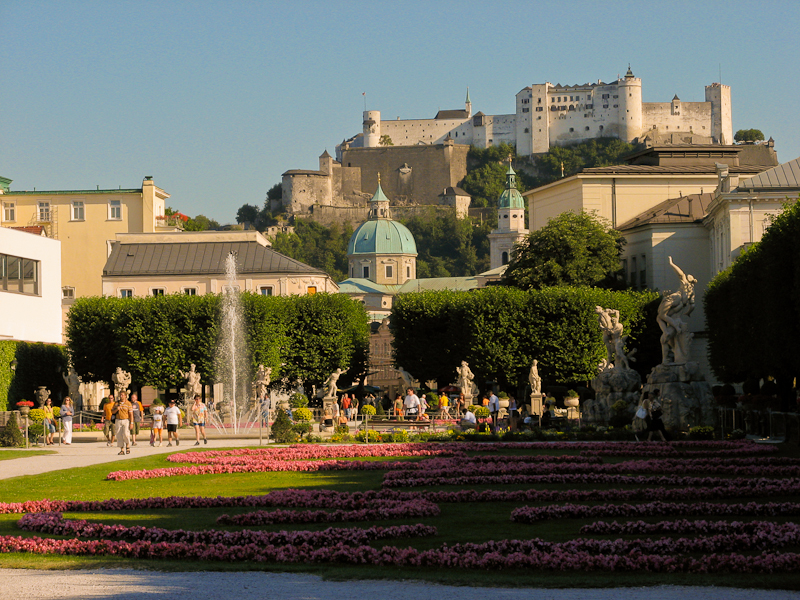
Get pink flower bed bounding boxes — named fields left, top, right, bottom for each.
left=2, top=532, right=798, bottom=573
left=581, top=518, right=800, bottom=537
left=217, top=499, right=439, bottom=526
left=511, top=501, right=800, bottom=524
left=19, top=512, right=436, bottom=546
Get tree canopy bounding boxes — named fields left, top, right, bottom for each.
left=533, top=138, right=637, bottom=185
left=502, top=211, right=626, bottom=290
left=271, top=220, right=353, bottom=282
left=734, top=129, right=765, bottom=143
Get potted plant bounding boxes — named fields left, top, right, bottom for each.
left=16, top=400, right=34, bottom=416
left=564, top=390, right=580, bottom=407
left=361, top=405, right=376, bottom=445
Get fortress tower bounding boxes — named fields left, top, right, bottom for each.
left=705, top=83, right=732, bottom=145
left=617, top=66, right=643, bottom=142
left=363, top=110, right=381, bottom=148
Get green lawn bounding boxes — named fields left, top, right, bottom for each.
left=0, top=449, right=55, bottom=461
left=0, top=443, right=798, bottom=589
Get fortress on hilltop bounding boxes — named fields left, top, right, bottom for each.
left=277, top=67, right=732, bottom=219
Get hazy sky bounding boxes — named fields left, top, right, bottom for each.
left=2, top=0, right=798, bottom=223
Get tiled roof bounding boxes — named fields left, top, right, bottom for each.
left=434, top=109, right=469, bottom=120
left=580, top=164, right=766, bottom=175
left=617, top=193, right=714, bottom=231
left=9, top=226, right=47, bottom=236
left=738, top=157, right=800, bottom=190
left=104, top=241, right=326, bottom=277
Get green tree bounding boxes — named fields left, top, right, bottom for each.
left=734, top=129, right=765, bottom=143
left=379, top=134, right=394, bottom=146
left=533, top=138, right=637, bottom=185
left=462, top=143, right=531, bottom=207
left=184, top=214, right=220, bottom=231
left=503, top=211, right=626, bottom=290
left=236, top=204, right=260, bottom=225
left=271, top=219, right=352, bottom=281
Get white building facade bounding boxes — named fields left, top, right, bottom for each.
left=0, top=227, right=62, bottom=344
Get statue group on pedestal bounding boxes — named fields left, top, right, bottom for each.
left=656, top=256, right=696, bottom=365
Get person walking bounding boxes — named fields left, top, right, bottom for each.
left=102, top=395, right=116, bottom=446
left=111, top=392, right=133, bottom=455
left=164, top=399, right=182, bottom=446
left=403, top=388, right=420, bottom=421
left=439, top=393, right=450, bottom=418
left=488, top=390, right=500, bottom=431
left=42, top=398, right=56, bottom=445
left=130, top=393, right=144, bottom=446
left=151, top=401, right=165, bottom=446
left=632, top=392, right=650, bottom=441
left=61, top=397, right=74, bottom=445
left=190, top=394, right=208, bottom=445
left=341, top=393, right=352, bottom=422
left=647, top=392, right=668, bottom=442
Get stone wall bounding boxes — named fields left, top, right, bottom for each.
left=341, top=143, right=470, bottom=206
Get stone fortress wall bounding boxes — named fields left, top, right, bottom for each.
left=281, top=68, right=732, bottom=221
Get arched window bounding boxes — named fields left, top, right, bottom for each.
left=502, top=251, right=509, bottom=265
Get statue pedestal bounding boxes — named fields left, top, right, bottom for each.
left=529, top=393, right=544, bottom=419
left=646, top=363, right=714, bottom=430
left=587, top=366, right=642, bottom=425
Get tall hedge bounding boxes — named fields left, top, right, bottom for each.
left=391, top=286, right=660, bottom=391
left=705, top=198, right=800, bottom=387
left=66, top=293, right=369, bottom=393
left=0, top=340, right=68, bottom=411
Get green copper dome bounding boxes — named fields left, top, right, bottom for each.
left=348, top=219, right=417, bottom=256
left=498, top=165, right=525, bottom=209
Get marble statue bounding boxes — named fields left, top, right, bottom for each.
left=397, top=366, right=415, bottom=390
left=254, top=364, right=272, bottom=398
left=323, top=368, right=343, bottom=398
left=62, top=367, right=82, bottom=409
left=528, top=360, right=542, bottom=395
left=112, top=367, right=132, bottom=394
left=656, top=257, right=697, bottom=364
left=456, top=361, right=474, bottom=396
left=179, top=364, right=202, bottom=398
left=595, top=306, right=635, bottom=371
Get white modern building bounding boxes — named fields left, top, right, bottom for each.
left=0, top=226, right=62, bottom=344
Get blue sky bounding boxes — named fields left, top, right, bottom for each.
left=2, top=0, right=798, bottom=223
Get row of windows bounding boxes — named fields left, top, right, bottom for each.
left=111, top=285, right=284, bottom=299
left=352, top=264, right=412, bottom=279
left=1, top=200, right=122, bottom=222
left=1, top=253, right=40, bottom=296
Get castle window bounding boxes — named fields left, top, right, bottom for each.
left=524, top=128, right=529, bottom=133
left=599, top=125, right=604, bottom=131
left=363, top=266, right=370, bottom=279
left=569, top=128, right=574, bottom=132
left=585, top=126, right=590, bottom=131
left=522, top=108, right=529, bottom=113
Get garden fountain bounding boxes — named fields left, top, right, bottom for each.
left=211, top=252, right=257, bottom=434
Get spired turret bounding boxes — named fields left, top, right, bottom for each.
left=489, top=164, right=529, bottom=269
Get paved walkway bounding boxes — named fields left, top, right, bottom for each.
left=3, top=570, right=795, bottom=599
left=0, top=432, right=271, bottom=480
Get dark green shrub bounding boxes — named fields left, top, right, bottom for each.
left=270, top=409, right=297, bottom=443
left=0, top=412, right=25, bottom=447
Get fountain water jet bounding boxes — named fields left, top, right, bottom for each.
left=212, top=252, right=255, bottom=434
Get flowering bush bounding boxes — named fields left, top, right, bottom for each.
left=360, top=405, right=376, bottom=416
left=15, top=401, right=34, bottom=408
left=293, top=407, right=314, bottom=422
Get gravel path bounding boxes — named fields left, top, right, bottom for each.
left=3, top=570, right=795, bottom=599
